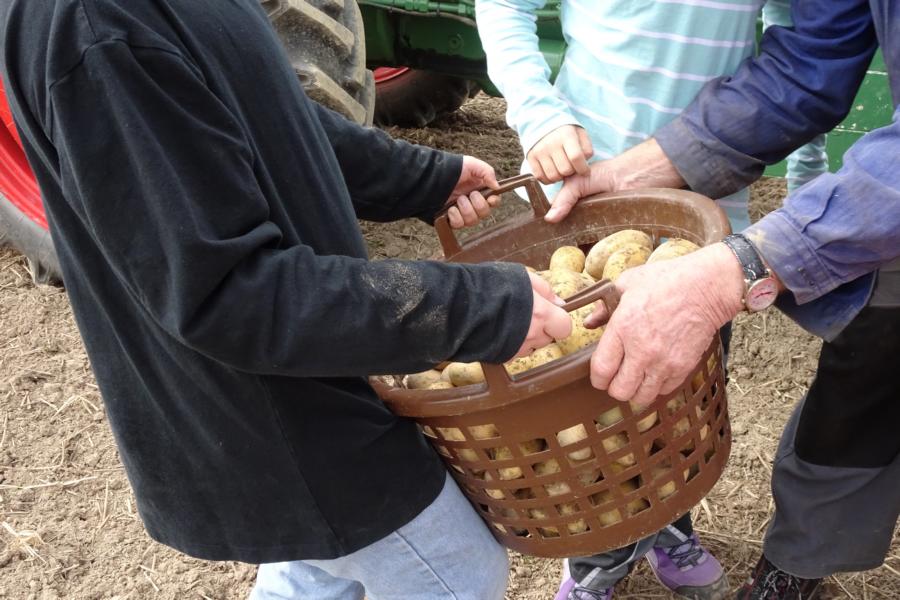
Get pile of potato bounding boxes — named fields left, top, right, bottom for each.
left=402, top=229, right=700, bottom=391
left=399, top=230, right=707, bottom=536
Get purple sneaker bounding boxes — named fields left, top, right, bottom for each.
left=646, top=534, right=729, bottom=600
left=554, top=561, right=614, bottom=600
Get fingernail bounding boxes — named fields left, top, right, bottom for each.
left=545, top=208, right=557, bottom=221
left=553, top=295, right=565, bottom=306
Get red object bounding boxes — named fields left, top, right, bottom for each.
left=0, top=78, right=46, bottom=230
left=373, top=66, right=410, bottom=84
left=0, top=66, right=412, bottom=234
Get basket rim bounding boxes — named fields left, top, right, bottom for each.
left=372, top=336, right=721, bottom=419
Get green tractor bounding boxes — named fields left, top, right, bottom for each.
left=0, top=0, right=892, bottom=284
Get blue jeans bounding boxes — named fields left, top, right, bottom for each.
left=249, top=474, right=509, bottom=600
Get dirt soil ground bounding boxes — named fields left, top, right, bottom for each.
left=1, top=95, right=898, bottom=599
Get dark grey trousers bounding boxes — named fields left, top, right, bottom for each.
left=766, top=265, right=900, bottom=579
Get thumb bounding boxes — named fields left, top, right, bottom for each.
left=545, top=178, right=581, bottom=223
left=583, top=301, right=610, bottom=329
left=528, top=272, right=564, bottom=305
left=481, top=163, right=499, bottom=190
left=577, top=128, right=594, bottom=159
left=544, top=303, right=574, bottom=340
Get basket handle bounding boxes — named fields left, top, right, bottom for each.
left=434, top=174, right=551, bottom=258
left=482, top=280, right=621, bottom=391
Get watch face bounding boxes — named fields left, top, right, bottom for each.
left=746, top=278, right=779, bottom=312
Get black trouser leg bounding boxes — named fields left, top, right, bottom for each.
left=764, top=305, right=900, bottom=578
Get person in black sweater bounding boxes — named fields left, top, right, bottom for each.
left=0, top=1, right=572, bottom=598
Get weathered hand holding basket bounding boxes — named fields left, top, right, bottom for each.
left=370, top=175, right=732, bottom=558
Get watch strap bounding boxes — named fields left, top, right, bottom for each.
left=722, top=234, right=768, bottom=282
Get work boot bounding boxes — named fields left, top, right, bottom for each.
left=736, top=555, right=822, bottom=600
left=646, top=533, right=729, bottom=600
left=554, top=560, right=615, bottom=600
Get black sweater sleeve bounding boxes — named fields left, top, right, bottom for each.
left=48, top=41, right=532, bottom=376
left=313, top=103, right=462, bottom=224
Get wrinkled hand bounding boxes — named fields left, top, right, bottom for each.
left=527, top=125, right=594, bottom=184
left=585, top=244, right=745, bottom=406
left=447, top=156, right=501, bottom=228
left=515, top=273, right=573, bottom=358
left=545, top=138, right=686, bottom=223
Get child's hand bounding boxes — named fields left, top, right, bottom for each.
left=447, top=189, right=500, bottom=228
left=526, top=125, right=593, bottom=184
left=515, top=272, right=572, bottom=357
left=446, top=156, right=501, bottom=228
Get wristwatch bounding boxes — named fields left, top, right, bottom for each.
left=721, top=234, right=779, bottom=313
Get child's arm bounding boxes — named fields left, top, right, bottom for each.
left=476, top=0, right=590, bottom=182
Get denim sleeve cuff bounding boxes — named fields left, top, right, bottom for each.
left=744, top=211, right=841, bottom=305
left=655, top=116, right=764, bottom=200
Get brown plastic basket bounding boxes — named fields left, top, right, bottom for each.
left=371, top=175, right=732, bottom=558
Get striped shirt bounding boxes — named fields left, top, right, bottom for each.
left=476, top=0, right=775, bottom=230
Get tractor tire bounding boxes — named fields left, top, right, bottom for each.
left=262, top=0, right=375, bottom=125
left=0, top=186, right=59, bottom=284
left=374, top=69, right=479, bottom=127
left=0, top=0, right=375, bottom=286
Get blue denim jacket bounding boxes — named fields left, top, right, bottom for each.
left=655, top=0, right=899, bottom=340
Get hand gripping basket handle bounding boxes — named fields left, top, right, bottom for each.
left=481, top=280, right=621, bottom=392
left=434, top=174, right=552, bottom=257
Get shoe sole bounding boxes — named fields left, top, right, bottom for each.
left=652, top=571, right=730, bottom=600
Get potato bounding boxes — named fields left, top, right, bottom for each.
left=602, top=243, right=651, bottom=281
left=536, top=458, right=599, bottom=488
left=601, top=433, right=636, bottom=467
left=545, top=480, right=572, bottom=497
left=492, top=446, right=523, bottom=480
left=436, top=426, right=465, bottom=442
left=531, top=343, right=564, bottom=367
left=558, top=304, right=604, bottom=356
left=626, top=496, right=650, bottom=516
left=541, top=465, right=572, bottom=496
left=529, top=506, right=585, bottom=536
left=427, top=381, right=455, bottom=390
left=504, top=355, right=533, bottom=376
left=436, top=426, right=479, bottom=462
left=650, top=465, right=692, bottom=499
left=633, top=406, right=659, bottom=433
left=647, top=238, right=700, bottom=263
left=440, top=364, right=453, bottom=383
left=667, top=394, right=687, bottom=415
left=673, top=416, right=691, bottom=438
left=652, top=466, right=677, bottom=499
left=534, top=459, right=561, bottom=477
left=589, top=489, right=623, bottom=525
left=549, top=246, right=586, bottom=273
left=559, top=503, right=589, bottom=534
left=469, top=424, right=499, bottom=440
left=538, top=269, right=593, bottom=299
left=405, top=370, right=442, bottom=389
left=557, top=424, right=593, bottom=461
left=597, top=406, right=624, bottom=428
left=576, top=468, right=603, bottom=487
left=597, top=401, right=656, bottom=432
left=505, top=343, right=564, bottom=376
left=446, top=362, right=485, bottom=387
left=585, top=230, right=653, bottom=278
left=482, top=472, right=506, bottom=500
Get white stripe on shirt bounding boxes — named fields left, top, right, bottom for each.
left=564, top=58, right=684, bottom=115
left=654, top=0, right=761, bottom=12
left=568, top=0, right=756, bottom=48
